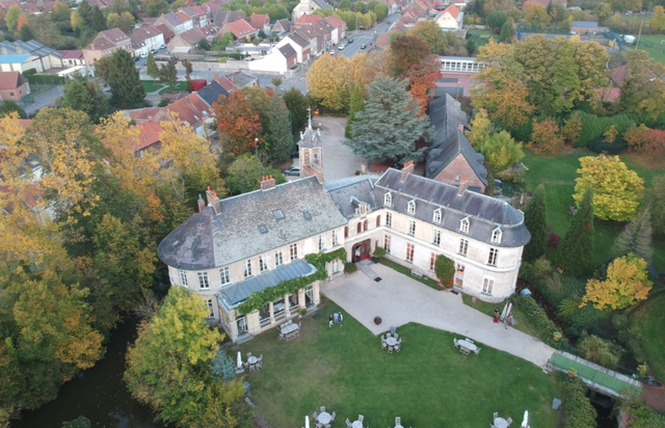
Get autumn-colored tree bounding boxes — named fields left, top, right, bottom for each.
left=523, top=184, right=548, bottom=262
left=620, top=50, right=665, bottom=126
left=623, top=124, right=651, bottom=151
left=476, top=130, right=524, bottom=172
left=214, top=91, right=264, bottom=159
left=524, top=3, right=550, bottom=29
left=557, top=189, right=595, bottom=278
left=561, top=112, right=583, bottom=146
left=5, top=5, right=22, bottom=32
left=106, top=11, right=134, bottom=34
left=406, top=54, right=442, bottom=114
left=529, top=119, right=565, bottom=156
left=466, top=108, right=493, bottom=147
left=651, top=6, right=665, bottom=31
left=580, top=254, right=652, bottom=311
left=124, top=286, right=247, bottom=427
left=306, top=54, right=353, bottom=111
left=406, top=21, right=448, bottom=55
left=350, top=51, right=382, bottom=89
left=574, top=155, right=644, bottom=222
left=387, top=34, right=431, bottom=78
left=70, top=10, right=84, bottom=32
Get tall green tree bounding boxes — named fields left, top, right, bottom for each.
left=648, top=176, right=665, bottom=236
left=557, top=189, right=595, bottom=277
left=124, top=287, right=246, bottom=427
left=611, top=208, right=653, bottom=262
left=96, top=50, right=145, bottom=108
left=406, top=21, right=448, bottom=55
left=476, top=130, right=524, bottom=172
left=146, top=52, right=159, bottom=82
left=523, top=184, right=548, bottom=262
left=61, top=75, right=109, bottom=123
left=159, top=57, right=178, bottom=90
left=346, top=84, right=366, bottom=138
left=226, top=153, right=285, bottom=195
left=264, top=94, right=294, bottom=163
left=346, top=76, right=428, bottom=164
left=283, top=88, right=310, bottom=133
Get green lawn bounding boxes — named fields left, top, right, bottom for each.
left=141, top=80, right=164, bottom=93
left=521, top=150, right=665, bottom=270
left=631, top=291, right=665, bottom=381
left=632, top=36, right=665, bottom=65
left=466, top=29, right=493, bottom=48
left=140, top=80, right=190, bottom=94
left=238, top=300, right=560, bottom=428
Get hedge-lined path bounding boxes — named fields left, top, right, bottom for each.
left=323, top=262, right=556, bottom=368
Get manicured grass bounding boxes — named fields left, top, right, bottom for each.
left=378, top=258, right=441, bottom=290
left=141, top=80, right=164, bottom=93
left=631, top=291, right=665, bottom=381
left=467, top=29, right=493, bottom=48
left=632, top=37, right=665, bottom=65
left=161, top=81, right=190, bottom=93
left=521, top=150, right=665, bottom=270
left=239, top=300, right=560, bottom=428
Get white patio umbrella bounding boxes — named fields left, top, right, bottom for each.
left=521, top=410, right=529, bottom=428
left=237, top=351, right=242, bottom=369
left=305, top=415, right=310, bottom=428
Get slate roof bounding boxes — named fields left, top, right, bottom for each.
left=426, top=129, right=488, bottom=186
left=287, top=32, right=310, bottom=48
left=158, top=176, right=348, bottom=270
left=220, top=259, right=317, bottom=307
left=373, top=169, right=530, bottom=247
left=196, top=81, right=229, bottom=106
left=61, top=50, right=83, bottom=60
left=272, top=19, right=291, bottom=33
left=278, top=44, right=297, bottom=60
left=326, top=177, right=377, bottom=219
left=428, top=93, right=468, bottom=142
left=312, top=0, right=333, bottom=10
left=0, top=40, right=61, bottom=58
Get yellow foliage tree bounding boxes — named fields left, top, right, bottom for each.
left=306, top=54, right=353, bottom=111
left=580, top=253, right=652, bottom=310
left=574, top=155, right=644, bottom=222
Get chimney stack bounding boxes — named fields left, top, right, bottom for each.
left=401, top=160, right=414, bottom=182
left=260, top=175, right=276, bottom=190
left=205, top=187, right=221, bottom=214
left=197, top=194, right=205, bottom=212
left=458, top=178, right=469, bottom=196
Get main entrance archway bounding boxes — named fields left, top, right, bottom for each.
left=352, top=239, right=371, bottom=262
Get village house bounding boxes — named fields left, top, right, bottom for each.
left=0, top=71, right=30, bottom=101
left=130, top=26, right=166, bottom=58
left=291, top=0, right=333, bottom=22
left=83, top=28, right=132, bottom=69
left=436, top=4, right=464, bottom=31
left=155, top=12, right=193, bottom=35
left=0, top=40, right=62, bottom=73
left=60, top=50, right=85, bottom=67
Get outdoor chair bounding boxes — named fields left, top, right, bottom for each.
left=324, top=424, right=331, bottom=428
left=465, top=338, right=474, bottom=344
left=331, top=411, right=336, bottom=421
left=358, top=414, right=364, bottom=422
left=316, top=423, right=323, bottom=428
left=247, top=352, right=252, bottom=358
left=314, top=411, right=319, bottom=420
left=395, top=416, right=401, bottom=426
left=493, top=412, right=498, bottom=419
left=394, top=344, right=401, bottom=352
left=320, top=406, right=326, bottom=413
left=388, top=346, right=393, bottom=354
left=381, top=341, right=387, bottom=350
left=346, top=419, right=353, bottom=427
left=453, top=338, right=459, bottom=348
left=506, top=417, right=513, bottom=426
left=474, top=347, right=481, bottom=355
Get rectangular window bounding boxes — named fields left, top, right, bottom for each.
left=430, top=252, right=437, bottom=271
left=433, top=229, right=441, bottom=246
left=319, top=234, right=325, bottom=251
left=384, top=234, right=391, bottom=254
left=460, top=217, right=469, bottom=233
left=206, top=299, right=214, bottom=317
left=290, top=243, right=298, bottom=261
left=244, top=259, right=253, bottom=278
left=386, top=212, right=392, bottom=228
left=197, top=272, right=209, bottom=289
left=433, top=209, right=442, bottom=223
left=259, top=256, right=267, bottom=272
left=219, top=267, right=230, bottom=286
left=407, top=200, right=416, bottom=215
left=179, top=270, right=188, bottom=287
left=332, top=230, right=338, bottom=246
left=408, top=220, right=416, bottom=236
left=406, top=243, right=415, bottom=262
left=274, top=251, right=283, bottom=267
left=482, top=277, right=494, bottom=294
left=384, top=192, right=392, bottom=206
left=488, top=248, right=498, bottom=266
left=459, top=239, right=468, bottom=256
left=491, top=228, right=502, bottom=244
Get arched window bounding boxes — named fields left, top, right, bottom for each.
left=376, top=216, right=381, bottom=227
left=357, top=223, right=362, bottom=233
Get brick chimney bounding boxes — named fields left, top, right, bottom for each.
left=197, top=194, right=205, bottom=212
left=458, top=177, right=469, bottom=196
left=401, top=160, right=414, bottom=182
left=260, top=175, right=276, bottom=190
left=205, top=187, right=221, bottom=214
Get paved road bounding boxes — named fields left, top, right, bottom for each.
left=24, top=85, right=65, bottom=117
left=323, top=263, right=556, bottom=368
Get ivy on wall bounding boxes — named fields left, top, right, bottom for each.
left=237, top=248, right=347, bottom=316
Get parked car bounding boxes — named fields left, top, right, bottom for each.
left=283, top=166, right=301, bottom=176
left=338, top=43, right=346, bottom=50
left=360, top=43, right=367, bottom=49
left=348, top=38, right=354, bottom=43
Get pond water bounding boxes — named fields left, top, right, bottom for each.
left=14, top=318, right=165, bottom=428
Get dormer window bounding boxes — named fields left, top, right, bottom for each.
left=384, top=192, right=392, bottom=207
left=433, top=208, right=442, bottom=224
left=407, top=199, right=416, bottom=215
left=460, top=217, right=470, bottom=233
left=491, top=227, right=502, bottom=244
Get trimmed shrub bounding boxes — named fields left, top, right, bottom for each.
left=576, top=111, right=635, bottom=148
left=560, top=377, right=597, bottom=428
left=578, top=334, right=622, bottom=369
left=344, top=262, right=358, bottom=274
left=512, top=295, right=563, bottom=347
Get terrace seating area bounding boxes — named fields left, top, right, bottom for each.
left=278, top=319, right=301, bottom=341
left=380, top=327, right=402, bottom=353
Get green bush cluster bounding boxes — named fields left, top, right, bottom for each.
left=25, top=73, right=66, bottom=85
left=559, top=377, right=597, bottom=428
left=512, top=296, right=564, bottom=347
left=578, top=334, right=623, bottom=369
left=575, top=111, right=634, bottom=148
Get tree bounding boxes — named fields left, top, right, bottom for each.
left=214, top=91, right=264, bottom=159
left=146, top=52, right=159, bottom=82
left=486, top=10, right=509, bottom=31
left=498, top=18, right=515, bottom=43
left=97, top=50, right=145, bottom=108
left=561, top=113, right=583, bottom=145
left=466, top=109, right=493, bottom=147
left=61, top=75, right=109, bottom=123
left=476, top=130, right=524, bottom=172
left=620, top=50, right=665, bottom=126
left=650, top=6, right=665, bottom=31
left=648, top=176, right=665, bottom=236
left=210, top=350, right=237, bottom=382
left=346, top=76, right=428, bottom=164
left=574, top=155, right=644, bottom=222
left=346, top=84, right=366, bottom=138
left=283, top=88, right=309, bottom=133
left=406, top=54, right=442, bottom=114
left=407, top=21, right=448, bottom=55
left=529, top=119, right=565, bottom=156
left=18, top=20, right=33, bottom=41
left=578, top=335, right=621, bottom=369
left=387, top=34, right=431, bottom=78
left=523, top=184, right=548, bottom=262
left=77, top=1, right=106, bottom=32
left=524, top=3, right=550, bottom=30
left=159, top=57, right=178, bottom=89
left=106, top=11, right=134, bottom=35
left=435, top=254, right=455, bottom=287
left=70, top=10, right=84, bottom=32
left=580, top=254, right=652, bottom=310
left=124, top=286, right=246, bottom=427
left=557, top=189, right=594, bottom=277
left=263, top=94, right=294, bottom=162
left=611, top=208, right=653, bottom=262
left=181, top=58, right=193, bottom=81
left=5, top=5, right=22, bottom=33
left=225, top=153, right=285, bottom=195
left=0, top=100, right=27, bottom=118
left=198, top=38, right=211, bottom=51
left=306, top=54, right=352, bottom=111
left=143, top=0, right=169, bottom=17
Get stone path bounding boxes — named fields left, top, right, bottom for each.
left=322, top=263, right=556, bottom=368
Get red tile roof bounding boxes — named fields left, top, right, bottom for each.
left=223, top=18, right=257, bottom=38
left=324, top=16, right=346, bottom=29
left=0, top=72, right=23, bottom=90
left=136, top=122, right=164, bottom=152
left=442, top=4, right=461, bottom=19
left=296, top=15, right=323, bottom=25
left=250, top=13, right=270, bottom=29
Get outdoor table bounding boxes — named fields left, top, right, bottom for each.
left=248, top=356, right=258, bottom=365
left=395, top=425, right=404, bottom=428
left=281, top=323, right=299, bottom=335
left=317, top=411, right=332, bottom=425
left=352, top=420, right=363, bottom=428
left=493, top=417, right=509, bottom=428
left=385, top=337, right=397, bottom=347
left=458, top=339, right=478, bottom=354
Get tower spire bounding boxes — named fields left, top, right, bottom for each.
left=307, top=106, right=312, bottom=130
